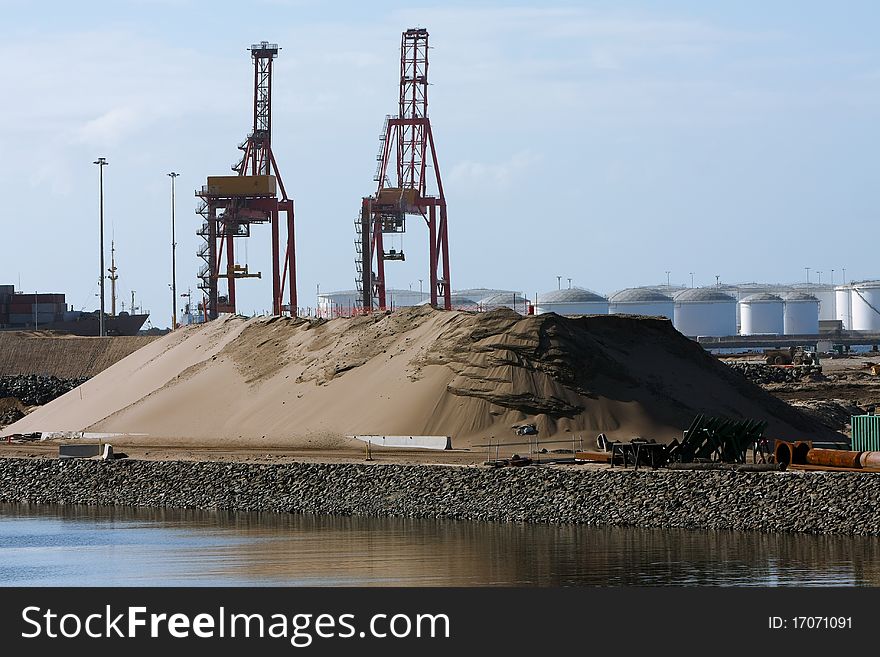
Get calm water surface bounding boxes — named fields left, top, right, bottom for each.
left=1, top=503, right=878, bottom=586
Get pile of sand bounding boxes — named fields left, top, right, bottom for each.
left=0, top=307, right=841, bottom=448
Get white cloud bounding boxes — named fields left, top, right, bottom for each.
left=448, top=150, right=540, bottom=190
left=75, top=107, right=145, bottom=145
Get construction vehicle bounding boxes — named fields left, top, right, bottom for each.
left=763, top=346, right=816, bottom=366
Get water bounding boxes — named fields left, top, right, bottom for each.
left=1, top=503, right=878, bottom=586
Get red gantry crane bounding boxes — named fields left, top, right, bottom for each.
left=356, top=28, right=451, bottom=311
left=196, top=41, right=296, bottom=319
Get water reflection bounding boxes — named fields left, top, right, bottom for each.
left=1, top=503, right=877, bottom=586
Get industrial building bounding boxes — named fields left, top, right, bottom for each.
left=317, top=288, right=426, bottom=317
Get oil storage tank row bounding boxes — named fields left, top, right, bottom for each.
left=527, top=283, right=831, bottom=337
left=735, top=292, right=821, bottom=336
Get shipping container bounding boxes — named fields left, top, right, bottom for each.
left=33, top=302, right=64, bottom=313
left=205, top=175, right=276, bottom=197
left=8, top=312, right=57, bottom=325
left=852, top=415, right=880, bottom=451
left=34, top=294, right=62, bottom=303
left=8, top=303, right=34, bottom=313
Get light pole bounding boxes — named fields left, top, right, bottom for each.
left=805, top=267, right=810, bottom=284
left=817, top=271, right=822, bottom=285
left=690, top=272, right=694, bottom=288
left=93, top=157, right=108, bottom=336
left=665, top=271, right=670, bottom=287
left=567, top=277, right=572, bottom=289
left=843, top=268, right=847, bottom=284
left=419, top=279, right=423, bottom=301
left=556, top=275, right=562, bottom=290
left=831, top=269, right=835, bottom=286
left=168, top=172, right=179, bottom=329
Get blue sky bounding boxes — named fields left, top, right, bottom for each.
left=1, top=1, right=878, bottom=327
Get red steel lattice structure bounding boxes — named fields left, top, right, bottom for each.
left=196, top=41, right=296, bottom=319
left=356, top=28, right=451, bottom=311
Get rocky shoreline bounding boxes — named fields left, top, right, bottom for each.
left=0, top=374, right=88, bottom=406
left=0, top=457, right=878, bottom=535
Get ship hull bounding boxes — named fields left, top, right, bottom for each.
left=0, top=314, right=150, bottom=336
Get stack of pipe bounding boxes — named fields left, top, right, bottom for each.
left=773, top=440, right=811, bottom=466
left=774, top=439, right=880, bottom=470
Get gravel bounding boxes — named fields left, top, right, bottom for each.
left=0, top=375, right=89, bottom=406
left=0, top=458, right=878, bottom=535
left=724, top=362, right=824, bottom=385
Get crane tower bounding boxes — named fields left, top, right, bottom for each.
left=196, top=41, right=297, bottom=319
left=356, top=28, right=451, bottom=311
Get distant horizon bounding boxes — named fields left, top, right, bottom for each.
left=4, top=274, right=878, bottom=314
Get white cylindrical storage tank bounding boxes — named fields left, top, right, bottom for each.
left=478, top=292, right=532, bottom=314
left=850, top=281, right=880, bottom=331
left=782, top=292, right=820, bottom=335
left=792, top=283, right=836, bottom=321
left=721, top=284, right=783, bottom=333
left=673, top=288, right=736, bottom=337
left=738, top=293, right=784, bottom=335
left=835, top=285, right=852, bottom=330
left=608, top=288, right=673, bottom=319
left=534, top=288, right=609, bottom=316
left=418, top=295, right=479, bottom=311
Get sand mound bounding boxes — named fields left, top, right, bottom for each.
left=1, top=307, right=841, bottom=448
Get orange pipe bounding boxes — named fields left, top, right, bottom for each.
left=792, top=441, right=812, bottom=465
left=805, top=448, right=862, bottom=469
left=774, top=440, right=793, bottom=465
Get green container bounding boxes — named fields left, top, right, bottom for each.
left=852, top=415, right=880, bottom=451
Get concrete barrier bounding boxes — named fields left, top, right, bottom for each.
left=350, top=435, right=452, bottom=450
left=58, top=444, right=102, bottom=459
left=58, top=443, right=113, bottom=460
